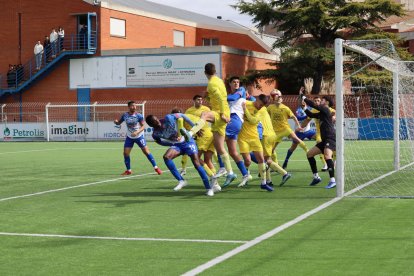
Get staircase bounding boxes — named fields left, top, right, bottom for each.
left=0, top=32, right=97, bottom=97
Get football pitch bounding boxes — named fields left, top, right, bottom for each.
left=0, top=142, right=413, bottom=275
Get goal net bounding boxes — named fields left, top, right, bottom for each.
left=335, top=39, right=414, bottom=198
left=45, top=102, right=147, bottom=141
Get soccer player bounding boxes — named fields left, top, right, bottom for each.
left=299, top=91, right=337, bottom=189
left=145, top=113, right=218, bottom=196
left=114, top=101, right=162, bottom=176
left=180, top=63, right=236, bottom=187
left=282, top=99, right=316, bottom=170
left=238, top=94, right=274, bottom=192
left=267, top=89, right=307, bottom=164
left=224, top=76, right=250, bottom=187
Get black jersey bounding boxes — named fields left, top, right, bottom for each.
left=304, top=98, right=335, bottom=141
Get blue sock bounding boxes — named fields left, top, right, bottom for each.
left=164, top=158, right=184, bottom=181
left=195, top=165, right=211, bottom=189
left=217, top=154, right=225, bottom=169
left=236, top=160, right=248, bottom=176
left=250, top=152, right=258, bottom=164
left=146, top=153, right=157, bottom=167
left=124, top=155, right=131, bottom=170
left=285, top=149, right=293, bottom=162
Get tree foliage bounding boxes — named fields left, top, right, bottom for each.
left=234, top=0, right=405, bottom=94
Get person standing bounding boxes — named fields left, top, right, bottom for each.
left=50, top=28, right=58, bottom=58
left=58, top=26, right=65, bottom=51
left=43, top=36, right=51, bottom=64
left=34, top=41, right=44, bottom=70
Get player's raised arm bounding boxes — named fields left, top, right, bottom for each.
left=242, top=101, right=261, bottom=124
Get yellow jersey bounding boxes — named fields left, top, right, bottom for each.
left=239, top=101, right=266, bottom=140
left=267, top=103, right=294, bottom=133
left=185, top=105, right=210, bottom=118
left=259, top=109, right=276, bottom=137
left=206, top=75, right=230, bottom=115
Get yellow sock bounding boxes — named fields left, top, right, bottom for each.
left=266, top=166, right=271, bottom=181
left=269, top=161, right=287, bottom=175
left=181, top=155, right=188, bottom=171
left=203, top=163, right=213, bottom=177
left=177, top=118, right=184, bottom=133
left=190, top=119, right=206, bottom=135
left=258, top=163, right=266, bottom=183
left=319, top=154, right=326, bottom=165
left=210, top=167, right=217, bottom=175
left=220, top=152, right=233, bottom=174
left=299, top=141, right=308, bottom=152
left=272, top=152, right=278, bottom=164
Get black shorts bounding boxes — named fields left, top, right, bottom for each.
left=316, top=138, right=336, bottom=152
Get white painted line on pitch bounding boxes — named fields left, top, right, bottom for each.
left=0, top=172, right=156, bottom=203
left=0, top=146, right=166, bottom=155
left=182, top=162, right=414, bottom=275
left=0, top=232, right=247, bottom=244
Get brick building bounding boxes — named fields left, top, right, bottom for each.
left=0, top=0, right=279, bottom=105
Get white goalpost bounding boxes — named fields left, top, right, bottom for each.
left=45, top=102, right=146, bottom=141
left=335, top=38, right=414, bottom=198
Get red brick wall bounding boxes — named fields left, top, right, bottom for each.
left=0, top=0, right=98, bottom=74
left=100, top=8, right=197, bottom=50
left=196, top=28, right=268, bottom=53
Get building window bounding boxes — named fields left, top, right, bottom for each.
left=110, top=18, right=126, bottom=37
left=173, top=30, right=185, bottom=47
left=202, top=38, right=219, bottom=46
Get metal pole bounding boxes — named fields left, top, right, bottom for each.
left=393, top=67, right=400, bottom=170
left=45, top=103, right=51, bottom=141
left=335, top=38, right=345, bottom=197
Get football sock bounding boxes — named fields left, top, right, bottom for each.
left=308, top=156, right=318, bottom=174
left=320, top=154, right=327, bottom=166
left=299, top=141, right=308, bottom=152
left=124, top=155, right=131, bottom=170
left=203, top=163, right=214, bottom=177
left=236, top=160, right=248, bottom=176
left=181, top=155, right=188, bottom=171
left=250, top=152, right=258, bottom=164
left=272, top=151, right=278, bottom=164
left=216, top=153, right=225, bottom=169
left=258, top=163, right=266, bottom=184
left=164, top=158, right=184, bottom=181
left=195, top=165, right=211, bottom=189
left=146, top=153, right=157, bottom=167
left=326, top=159, right=335, bottom=178
left=284, top=149, right=294, bottom=163
left=220, top=152, right=233, bottom=174
left=190, top=119, right=206, bottom=136
left=269, top=161, right=287, bottom=175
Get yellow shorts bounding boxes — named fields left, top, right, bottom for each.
left=238, top=137, right=263, bottom=154
left=262, top=135, right=276, bottom=157
left=211, top=111, right=229, bottom=137
left=275, top=128, right=294, bottom=142
left=197, top=133, right=215, bottom=152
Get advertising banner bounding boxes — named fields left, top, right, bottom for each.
left=126, top=53, right=220, bottom=87
left=1, top=123, right=46, bottom=141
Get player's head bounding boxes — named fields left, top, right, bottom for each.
left=171, top=107, right=182, bottom=114
left=145, top=115, right=161, bottom=128
left=193, top=94, right=203, bottom=108
left=322, top=96, right=334, bottom=107
left=270, top=89, right=282, bottom=103
left=229, top=76, right=240, bottom=92
left=254, top=94, right=270, bottom=109
left=204, top=63, right=216, bottom=76
left=314, top=97, right=321, bottom=106
left=127, top=101, right=137, bottom=112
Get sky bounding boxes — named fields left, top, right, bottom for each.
left=147, top=0, right=255, bottom=28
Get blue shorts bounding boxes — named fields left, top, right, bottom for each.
left=170, top=141, right=198, bottom=156
left=226, top=113, right=242, bottom=140
left=124, top=135, right=146, bottom=148
left=295, top=130, right=316, bottom=142
left=257, top=122, right=263, bottom=140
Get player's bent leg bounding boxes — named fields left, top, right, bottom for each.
left=307, top=146, right=322, bottom=186
left=122, top=147, right=133, bottom=175
left=163, top=148, right=185, bottom=190
left=140, top=145, right=162, bottom=175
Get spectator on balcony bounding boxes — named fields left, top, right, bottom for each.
left=7, top=65, right=16, bottom=88
left=43, top=36, right=51, bottom=64
left=34, top=41, right=44, bottom=70
left=79, top=24, right=87, bottom=49
left=50, top=28, right=58, bottom=58
left=58, top=26, right=65, bottom=51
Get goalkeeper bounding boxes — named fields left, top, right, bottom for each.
left=299, top=90, right=337, bottom=189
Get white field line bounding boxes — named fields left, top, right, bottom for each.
left=0, top=232, right=246, bottom=244
left=0, top=172, right=156, bottom=203
left=0, top=147, right=167, bottom=155
left=182, top=161, right=414, bottom=276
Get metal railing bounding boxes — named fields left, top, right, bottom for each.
left=0, top=32, right=97, bottom=95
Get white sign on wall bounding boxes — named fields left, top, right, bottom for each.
left=1, top=123, right=45, bottom=141
left=126, top=53, right=220, bottom=87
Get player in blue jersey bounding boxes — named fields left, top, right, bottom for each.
left=282, top=98, right=317, bottom=170
left=114, top=101, right=162, bottom=176
left=145, top=113, right=217, bottom=196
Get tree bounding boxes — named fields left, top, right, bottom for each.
left=234, top=0, right=404, bottom=94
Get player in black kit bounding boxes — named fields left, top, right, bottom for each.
left=300, top=89, right=337, bottom=189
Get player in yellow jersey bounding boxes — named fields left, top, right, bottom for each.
left=267, top=89, right=308, bottom=164
left=238, top=94, right=274, bottom=191
left=180, top=63, right=236, bottom=187
left=259, top=105, right=292, bottom=187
